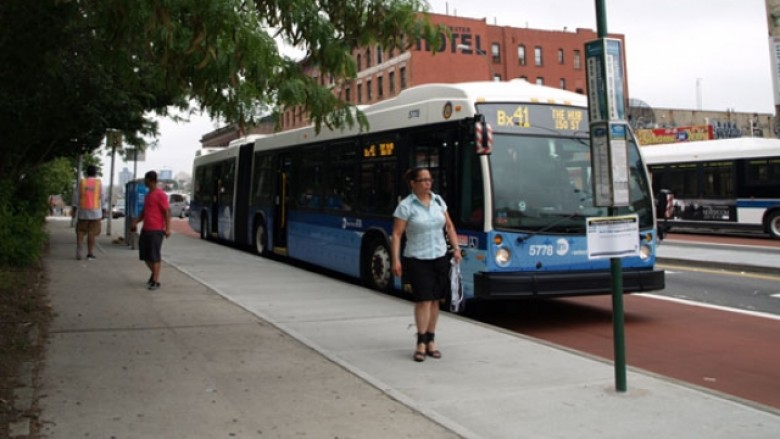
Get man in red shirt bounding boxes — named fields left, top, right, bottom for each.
left=130, top=171, right=171, bottom=290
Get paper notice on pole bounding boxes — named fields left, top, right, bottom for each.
left=586, top=215, right=639, bottom=259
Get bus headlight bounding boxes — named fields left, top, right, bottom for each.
left=639, top=245, right=652, bottom=260
left=495, top=247, right=511, bottom=266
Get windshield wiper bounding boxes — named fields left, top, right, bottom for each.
left=516, top=212, right=587, bottom=242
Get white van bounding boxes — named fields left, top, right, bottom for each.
left=168, top=192, right=190, bottom=218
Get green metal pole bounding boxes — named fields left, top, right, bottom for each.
left=595, top=0, right=608, bottom=38
left=610, top=250, right=626, bottom=392
left=595, top=0, right=627, bottom=393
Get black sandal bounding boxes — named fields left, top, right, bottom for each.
left=413, top=333, right=426, bottom=362
left=425, top=332, right=442, bottom=359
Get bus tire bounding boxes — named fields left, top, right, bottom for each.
left=200, top=214, right=208, bottom=240
left=766, top=211, right=780, bottom=239
left=363, top=239, right=392, bottom=292
left=254, top=220, right=267, bottom=255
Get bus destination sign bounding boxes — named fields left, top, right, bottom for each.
left=363, top=141, right=395, bottom=159
left=477, top=104, right=588, bottom=137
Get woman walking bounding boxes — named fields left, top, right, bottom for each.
left=391, top=168, right=462, bottom=362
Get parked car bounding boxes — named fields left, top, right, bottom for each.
left=112, top=199, right=126, bottom=218
left=168, top=192, right=190, bottom=218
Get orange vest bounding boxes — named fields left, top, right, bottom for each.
left=79, top=178, right=102, bottom=210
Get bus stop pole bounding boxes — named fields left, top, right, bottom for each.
left=594, top=0, right=627, bottom=393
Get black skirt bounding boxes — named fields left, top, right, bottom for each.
left=402, top=255, right=450, bottom=302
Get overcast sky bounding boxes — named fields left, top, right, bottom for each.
left=103, top=0, right=775, bottom=181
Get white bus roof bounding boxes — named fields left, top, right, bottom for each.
left=251, top=80, right=589, bottom=152
left=642, top=137, right=780, bottom=165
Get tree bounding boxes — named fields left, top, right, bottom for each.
left=0, top=0, right=443, bottom=183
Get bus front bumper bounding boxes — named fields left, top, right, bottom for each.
left=473, top=269, right=665, bottom=299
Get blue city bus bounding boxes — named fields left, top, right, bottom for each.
left=190, top=80, right=664, bottom=308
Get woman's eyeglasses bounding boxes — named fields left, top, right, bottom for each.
left=414, top=178, right=433, bottom=183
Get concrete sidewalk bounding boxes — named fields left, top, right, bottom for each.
left=39, top=218, right=455, bottom=438
left=38, top=218, right=780, bottom=438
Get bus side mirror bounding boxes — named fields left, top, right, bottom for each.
left=473, top=114, right=492, bottom=155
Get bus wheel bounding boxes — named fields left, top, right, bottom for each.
left=200, top=215, right=208, bottom=240
left=254, top=221, right=267, bottom=255
left=364, top=240, right=392, bottom=292
left=767, top=211, right=780, bottom=239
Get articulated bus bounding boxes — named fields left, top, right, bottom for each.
left=190, top=80, right=664, bottom=308
left=643, top=137, right=780, bottom=239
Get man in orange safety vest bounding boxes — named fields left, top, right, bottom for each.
left=75, top=165, right=103, bottom=260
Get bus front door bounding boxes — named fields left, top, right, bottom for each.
left=273, top=154, right=291, bottom=255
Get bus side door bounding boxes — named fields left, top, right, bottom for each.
left=273, top=153, right=292, bottom=252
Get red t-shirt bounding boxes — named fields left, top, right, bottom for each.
left=141, top=188, right=169, bottom=231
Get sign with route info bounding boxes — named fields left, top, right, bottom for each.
left=585, top=38, right=626, bottom=123
left=586, top=214, right=639, bottom=260
left=590, top=122, right=630, bottom=207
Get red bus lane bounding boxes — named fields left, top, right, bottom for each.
left=485, top=294, right=780, bottom=410
left=170, top=218, right=198, bottom=238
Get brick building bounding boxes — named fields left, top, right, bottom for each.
left=204, top=12, right=625, bottom=143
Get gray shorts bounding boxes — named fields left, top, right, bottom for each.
left=138, top=230, right=164, bottom=262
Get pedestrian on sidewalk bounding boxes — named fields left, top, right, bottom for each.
left=391, top=167, right=462, bottom=362
left=74, top=165, right=103, bottom=260
left=130, top=170, right=171, bottom=290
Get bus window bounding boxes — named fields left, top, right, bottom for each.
left=294, top=146, right=325, bottom=209
left=252, top=153, right=274, bottom=206
left=702, top=161, right=733, bottom=198
left=359, top=159, right=396, bottom=215
left=326, top=142, right=357, bottom=211
left=458, top=137, right=484, bottom=227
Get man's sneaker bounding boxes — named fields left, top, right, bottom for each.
left=147, top=282, right=161, bottom=291
left=86, top=254, right=96, bottom=260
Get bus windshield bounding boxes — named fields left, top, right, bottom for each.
left=490, top=133, right=654, bottom=233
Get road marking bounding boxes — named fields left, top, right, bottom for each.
left=771, top=293, right=780, bottom=299
left=657, top=263, right=780, bottom=282
left=637, top=293, right=780, bottom=321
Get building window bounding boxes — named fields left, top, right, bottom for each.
left=357, top=83, right=363, bottom=103
left=558, top=48, right=564, bottom=64
left=357, top=54, right=362, bottom=71
left=376, top=46, right=383, bottom=64
left=536, top=77, right=544, bottom=85
left=377, top=76, right=384, bottom=98
left=559, top=78, right=566, bottom=90
left=517, top=45, right=526, bottom=65
left=400, top=67, right=407, bottom=89
left=345, top=87, right=352, bottom=103
left=367, top=79, right=372, bottom=101
left=366, top=48, right=372, bottom=68
left=491, top=43, right=501, bottom=63
left=534, top=46, right=542, bottom=66
left=389, top=71, right=396, bottom=95
left=573, top=50, right=581, bottom=69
